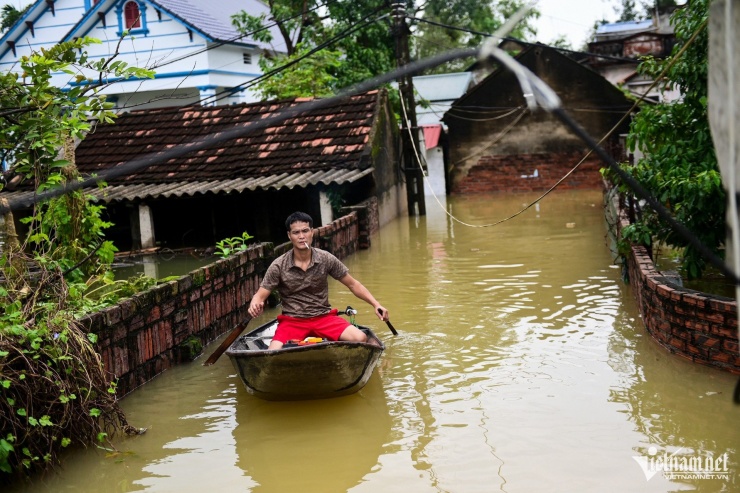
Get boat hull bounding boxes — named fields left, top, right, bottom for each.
left=225, top=319, right=384, bottom=401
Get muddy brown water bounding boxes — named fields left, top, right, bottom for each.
left=10, top=190, right=738, bottom=492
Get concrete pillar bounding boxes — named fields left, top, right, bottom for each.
left=138, top=203, right=156, bottom=249
left=197, top=85, right=218, bottom=107
left=708, top=0, right=740, bottom=341
left=142, top=254, right=158, bottom=279
left=319, top=191, right=333, bottom=225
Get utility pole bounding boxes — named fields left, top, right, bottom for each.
left=392, top=2, right=426, bottom=216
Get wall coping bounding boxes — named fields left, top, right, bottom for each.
left=607, top=187, right=740, bottom=374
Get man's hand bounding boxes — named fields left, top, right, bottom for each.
left=375, top=306, right=389, bottom=321
left=248, top=300, right=264, bottom=318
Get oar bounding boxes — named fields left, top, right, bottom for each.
left=377, top=307, right=398, bottom=336
left=203, top=315, right=253, bottom=366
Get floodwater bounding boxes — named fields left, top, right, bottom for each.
left=10, top=190, right=739, bottom=493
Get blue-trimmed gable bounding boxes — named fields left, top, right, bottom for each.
left=61, top=0, right=270, bottom=48
left=0, top=0, right=50, bottom=54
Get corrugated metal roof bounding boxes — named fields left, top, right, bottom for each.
left=0, top=168, right=374, bottom=207
left=595, top=19, right=654, bottom=35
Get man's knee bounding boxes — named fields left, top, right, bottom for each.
left=340, top=325, right=367, bottom=342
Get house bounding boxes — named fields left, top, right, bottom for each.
left=413, top=72, right=473, bottom=198
left=585, top=6, right=680, bottom=102
left=0, top=0, right=285, bottom=110
left=1, top=89, right=405, bottom=250
left=443, top=44, right=633, bottom=194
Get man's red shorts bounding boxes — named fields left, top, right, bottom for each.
left=273, top=309, right=352, bottom=344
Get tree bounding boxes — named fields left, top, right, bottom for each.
left=232, top=0, right=539, bottom=98
left=618, top=0, right=719, bottom=279
left=0, top=3, right=29, bottom=32
left=615, top=0, right=646, bottom=21
left=0, top=37, right=154, bottom=479
left=412, top=0, right=540, bottom=74
left=232, top=0, right=397, bottom=99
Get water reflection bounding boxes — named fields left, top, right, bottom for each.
left=9, top=191, right=739, bottom=493
left=113, top=250, right=216, bottom=280
left=234, top=375, right=390, bottom=492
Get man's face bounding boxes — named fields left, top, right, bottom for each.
left=288, top=221, right=313, bottom=249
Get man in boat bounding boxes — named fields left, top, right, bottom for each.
left=247, top=211, right=389, bottom=350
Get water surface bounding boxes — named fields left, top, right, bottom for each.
left=12, top=191, right=738, bottom=493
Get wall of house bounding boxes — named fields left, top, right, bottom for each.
left=451, top=152, right=604, bottom=194
left=83, top=209, right=372, bottom=396
left=605, top=187, right=740, bottom=374
left=446, top=46, right=630, bottom=195
left=369, top=90, right=408, bottom=226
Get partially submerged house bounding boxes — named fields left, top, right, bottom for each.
left=412, top=72, right=474, bottom=197
left=0, top=0, right=284, bottom=110
left=2, top=89, right=405, bottom=250
left=444, top=44, right=633, bottom=194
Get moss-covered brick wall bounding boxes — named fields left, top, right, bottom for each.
left=605, top=187, right=740, bottom=374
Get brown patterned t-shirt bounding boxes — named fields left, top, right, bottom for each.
left=260, top=247, right=349, bottom=318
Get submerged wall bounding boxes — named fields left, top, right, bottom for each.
left=83, top=210, right=368, bottom=396
left=605, top=187, right=740, bottom=374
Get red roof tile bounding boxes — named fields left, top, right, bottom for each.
left=74, top=90, right=382, bottom=184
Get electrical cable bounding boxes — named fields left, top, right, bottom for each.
left=408, top=15, right=642, bottom=65
left=190, top=8, right=389, bottom=107
left=0, top=46, right=478, bottom=216
left=148, top=0, right=343, bottom=70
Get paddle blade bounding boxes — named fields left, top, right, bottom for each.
left=203, top=317, right=252, bottom=366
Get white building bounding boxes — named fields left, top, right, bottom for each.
left=393, top=72, right=473, bottom=198
left=0, top=0, right=286, bottom=110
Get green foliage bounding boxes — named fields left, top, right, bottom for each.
left=215, top=232, right=254, bottom=258
left=0, top=37, right=154, bottom=480
left=0, top=3, right=30, bottom=32
left=233, top=0, right=396, bottom=98
left=615, top=0, right=719, bottom=280
left=256, top=44, right=343, bottom=99
left=412, top=0, right=539, bottom=74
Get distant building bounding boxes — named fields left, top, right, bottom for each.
left=586, top=6, right=681, bottom=102
left=0, top=0, right=286, bottom=111
left=444, top=44, right=632, bottom=194
left=392, top=72, right=474, bottom=198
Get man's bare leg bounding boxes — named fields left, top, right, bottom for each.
left=339, top=325, right=368, bottom=343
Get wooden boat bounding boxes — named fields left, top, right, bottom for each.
left=225, top=318, right=385, bottom=401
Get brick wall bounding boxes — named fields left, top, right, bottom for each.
left=451, top=152, right=604, bottom=194
left=606, top=188, right=740, bottom=374
left=84, top=210, right=369, bottom=396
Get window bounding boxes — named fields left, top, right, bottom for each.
left=242, top=53, right=252, bottom=64
left=124, top=1, right=141, bottom=29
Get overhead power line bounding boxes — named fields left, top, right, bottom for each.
left=409, top=15, right=643, bottom=65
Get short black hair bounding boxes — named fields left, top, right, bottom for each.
left=285, top=211, right=313, bottom=231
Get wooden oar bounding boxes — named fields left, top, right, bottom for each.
left=377, top=307, right=398, bottom=336
left=203, top=316, right=253, bottom=366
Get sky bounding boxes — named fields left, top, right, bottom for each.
left=531, top=0, right=620, bottom=49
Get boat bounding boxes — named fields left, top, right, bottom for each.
left=225, top=317, right=385, bottom=401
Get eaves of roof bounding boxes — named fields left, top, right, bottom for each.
left=0, top=168, right=374, bottom=206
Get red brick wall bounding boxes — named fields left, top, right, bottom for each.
left=83, top=211, right=369, bottom=396
left=452, top=152, right=604, bottom=194
left=608, top=190, right=740, bottom=374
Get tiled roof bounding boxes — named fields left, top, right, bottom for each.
left=150, top=0, right=281, bottom=48
left=75, top=90, right=382, bottom=185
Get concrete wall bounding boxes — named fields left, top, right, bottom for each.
left=83, top=210, right=372, bottom=396
left=606, top=188, right=740, bottom=374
